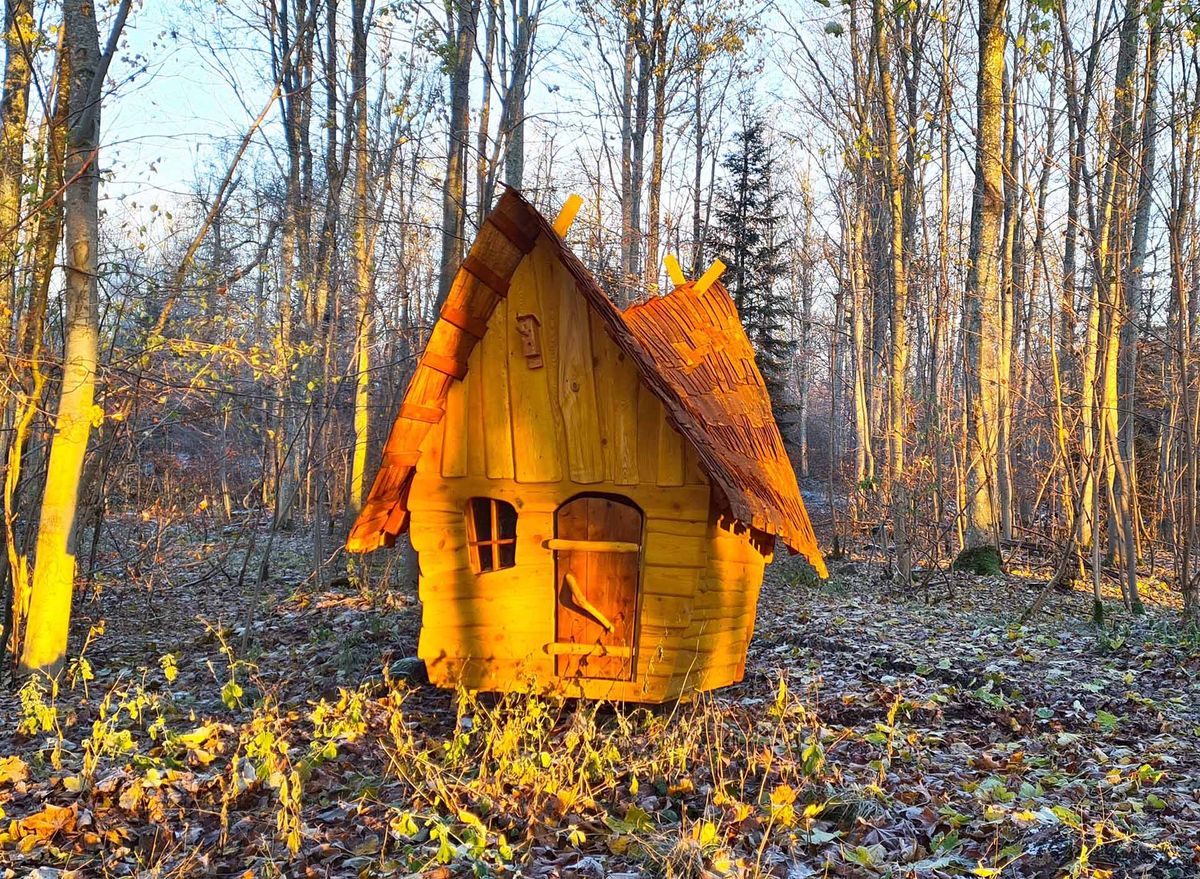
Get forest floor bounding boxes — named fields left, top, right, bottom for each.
left=1, top=514, right=1198, bottom=878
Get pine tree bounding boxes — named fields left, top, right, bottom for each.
left=712, top=111, right=794, bottom=418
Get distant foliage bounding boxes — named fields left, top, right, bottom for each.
left=711, top=110, right=795, bottom=420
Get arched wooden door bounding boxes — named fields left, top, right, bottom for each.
left=551, top=495, right=642, bottom=681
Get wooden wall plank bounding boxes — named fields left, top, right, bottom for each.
left=684, top=443, right=707, bottom=485
left=641, top=564, right=703, bottom=597
left=590, top=312, right=640, bottom=485
left=441, top=378, right=468, bottom=477
left=645, top=518, right=709, bottom=538
left=639, top=593, right=691, bottom=628
left=507, top=252, right=563, bottom=482
left=657, top=420, right=685, bottom=486
left=465, top=344, right=487, bottom=477
left=644, top=531, right=707, bottom=568
left=557, top=271, right=603, bottom=483
left=481, top=297, right=516, bottom=479
left=420, top=417, right=446, bottom=477
left=637, top=386, right=660, bottom=483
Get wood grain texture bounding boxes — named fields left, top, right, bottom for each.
left=347, top=187, right=822, bottom=703
left=555, top=261, right=604, bottom=483
left=351, top=187, right=822, bottom=574
left=508, top=246, right=563, bottom=482
left=480, top=297, right=515, bottom=479
left=554, top=496, right=642, bottom=680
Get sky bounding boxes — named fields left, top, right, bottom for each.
left=95, top=0, right=835, bottom=249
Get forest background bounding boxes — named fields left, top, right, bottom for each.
left=0, top=0, right=1198, bottom=677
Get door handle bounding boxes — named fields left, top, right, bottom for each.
left=564, top=572, right=615, bottom=632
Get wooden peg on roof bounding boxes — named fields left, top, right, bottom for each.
left=664, top=254, right=686, bottom=287
left=553, top=193, right=584, bottom=237
left=694, top=258, right=726, bottom=293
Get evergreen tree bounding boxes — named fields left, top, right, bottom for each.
left=712, top=110, right=795, bottom=419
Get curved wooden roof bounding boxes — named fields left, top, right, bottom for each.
left=348, top=188, right=826, bottom=576
left=622, top=284, right=826, bottom=575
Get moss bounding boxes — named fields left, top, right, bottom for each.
left=952, top=544, right=1003, bottom=576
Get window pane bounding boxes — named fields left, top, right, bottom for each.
left=471, top=499, right=492, bottom=541
left=477, top=544, right=494, bottom=572
left=498, top=541, right=516, bottom=568
left=496, top=501, right=517, bottom=541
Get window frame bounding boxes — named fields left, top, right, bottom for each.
left=465, top=497, right=518, bottom=573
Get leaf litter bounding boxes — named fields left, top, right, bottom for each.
left=0, top=525, right=1196, bottom=878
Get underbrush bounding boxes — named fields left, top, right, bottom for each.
left=3, top=650, right=1184, bottom=879
left=1, top=556, right=1196, bottom=878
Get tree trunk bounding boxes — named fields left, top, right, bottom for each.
left=501, top=0, right=533, bottom=188
left=22, top=0, right=130, bottom=675
left=963, top=0, right=1007, bottom=549
left=437, top=0, right=482, bottom=308
left=1116, top=1, right=1160, bottom=612
left=0, top=0, right=32, bottom=352
left=873, top=0, right=911, bottom=582
left=643, top=0, right=671, bottom=297
left=348, top=0, right=373, bottom=517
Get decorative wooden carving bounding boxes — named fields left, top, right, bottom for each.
left=515, top=312, right=543, bottom=368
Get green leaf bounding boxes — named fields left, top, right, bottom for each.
left=1051, top=805, right=1082, bottom=828
left=803, top=827, right=842, bottom=845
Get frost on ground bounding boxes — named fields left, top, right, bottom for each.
left=0, top=523, right=1197, bottom=878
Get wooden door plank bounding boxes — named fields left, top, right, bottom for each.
left=554, top=495, right=641, bottom=681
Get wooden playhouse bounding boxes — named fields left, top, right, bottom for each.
left=348, top=188, right=826, bottom=702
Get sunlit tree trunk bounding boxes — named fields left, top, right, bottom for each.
left=963, top=0, right=1007, bottom=549
left=872, top=0, right=910, bottom=582
left=1058, top=0, right=1104, bottom=548
left=1167, top=49, right=1197, bottom=620
left=998, top=60, right=1018, bottom=541
left=850, top=202, right=874, bottom=492
left=349, top=0, right=373, bottom=516
left=1116, top=2, right=1159, bottom=611
left=1096, top=0, right=1141, bottom=610
left=475, top=0, right=496, bottom=226
left=3, top=29, right=65, bottom=662
left=22, top=0, right=130, bottom=675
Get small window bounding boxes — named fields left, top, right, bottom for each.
left=466, top=498, right=517, bottom=573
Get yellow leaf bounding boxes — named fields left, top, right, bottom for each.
left=0, top=756, right=29, bottom=784
left=770, top=784, right=797, bottom=806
